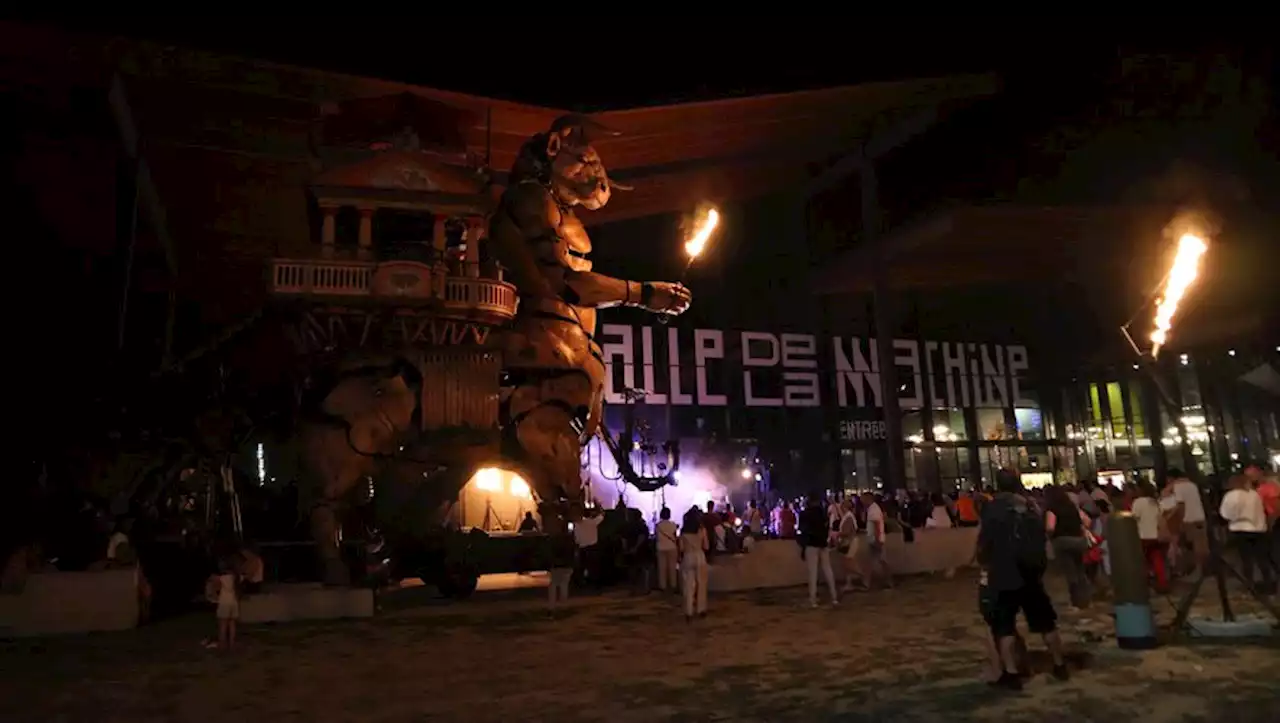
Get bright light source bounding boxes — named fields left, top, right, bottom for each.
left=684, top=208, right=720, bottom=259
left=1150, top=233, right=1208, bottom=356
left=754, top=473, right=763, bottom=482
left=1227, top=349, right=1236, bottom=357
left=509, top=475, right=532, bottom=499
left=474, top=467, right=502, bottom=492
left=740, top=468, right=752, bottom=479
left=256, top=443, right=266, bottom=485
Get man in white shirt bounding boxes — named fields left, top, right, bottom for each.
left=572, top=507, right=603, bottom=587
left=1219, top=475, right=1276, bottom=592
left=105, top=519, right=133, bottom=566
left=106, top=530, right=130, bottom=562
left=858, top=492, right=893, bottom=589
left=1131, top=484, right=1169, bottom=591
left=1167, top=469, right=1209, bottom=574
left=653, top=507, right=680, bottom=593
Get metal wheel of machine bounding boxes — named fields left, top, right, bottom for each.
left=436, top=564, right=479, bottom=598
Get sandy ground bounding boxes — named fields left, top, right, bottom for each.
left=1, top=571, right=1276, bottom=723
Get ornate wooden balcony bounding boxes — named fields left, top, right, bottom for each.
left=269, top=257, right=517, bottom=322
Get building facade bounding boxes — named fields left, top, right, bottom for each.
left=599, top=318, right=1279, bottom=495
left=1060, top=347, right=1280, bottom=488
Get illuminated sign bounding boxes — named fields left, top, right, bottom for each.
left=838, top=420, right=888, bottom=441
left=598, top=324, right=1034, bottom=410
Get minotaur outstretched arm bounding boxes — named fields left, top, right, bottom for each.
left=492, top=183, right=690, bottom=313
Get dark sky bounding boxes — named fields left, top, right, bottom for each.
left=39, top=18, right=1246, bottom=110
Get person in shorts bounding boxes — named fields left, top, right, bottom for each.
left=978, top=567, right=1028, bottom=683
left=977, top=471, right=1068, bottom=690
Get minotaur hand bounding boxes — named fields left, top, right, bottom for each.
left=642, top=282, right=692, bottom=315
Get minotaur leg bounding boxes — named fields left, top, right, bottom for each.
left=513, top=404, right=588, bottom=534
left=502, top=370, right=594, bottom=522
left=310, top=500, right=350, bottom=586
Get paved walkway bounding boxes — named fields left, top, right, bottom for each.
left=1, top=572, right=1275, bottom=722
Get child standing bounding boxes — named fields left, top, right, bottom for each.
left=207, top=559, right=240, bottom=650
left=547, top=533, right=575, bottom=618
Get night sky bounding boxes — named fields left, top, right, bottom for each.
left=38, top=20, right=1187, bottom=107
left=42, top=21, right=1275, bottom=200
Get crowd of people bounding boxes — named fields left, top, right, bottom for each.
left=976, top=460, right=1278, bottom=690
left=9, top=457, right=1275, bottom=670
left=539, top=459, right=1278, bottom=688
left=539, top=487, right=985, bottom=619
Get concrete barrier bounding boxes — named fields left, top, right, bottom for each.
left=0, top=568, right=140, bottom=637
left=708, top=527, right=980, bottom=592
left=239, top=583, right=374, bottom=624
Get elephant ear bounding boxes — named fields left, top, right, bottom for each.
left=381, top=377, right=419, bottom=431
left=321, top=372, right=417, bottom=432
left=320, top=375, right=380, bottom=422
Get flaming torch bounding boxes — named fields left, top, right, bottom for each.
left=680, top=207, right=720, bottom=282
left=1148, top=232, right=1208, bottom=358
left=658, top=207, right=719, bottom=325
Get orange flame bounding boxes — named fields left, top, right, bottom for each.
left=1150, top=232, right=1208, bottom=356
left=684, top=208, right=720, bottom=259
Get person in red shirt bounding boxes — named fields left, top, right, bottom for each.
left=1244, top=462, right=1279, bottom=568
left=702, top=501, right=722, bottom=557
left=956, top=491, right=981, bottom=527
left=1245, top=462, right=1279, bottom=518
left=777, top=501, right=797, bottom=539
left=1120, top=483, right=1137, bottom=513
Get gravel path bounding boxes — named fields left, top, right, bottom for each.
left=2, top=572, right=1276, bottom=722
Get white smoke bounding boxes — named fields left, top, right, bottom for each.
left=580, top=437, right=728, bottom=529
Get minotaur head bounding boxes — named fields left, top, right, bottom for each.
left=511, top=114, right=631, bottom=211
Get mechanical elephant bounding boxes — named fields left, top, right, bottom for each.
left=294, top=360, right=422, bottom=585
left=293, top=357, right=521, bottom=585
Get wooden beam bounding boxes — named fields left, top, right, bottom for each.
left=801, top=105, right=941, bottom=198
left=310, top=186, right=490, bottom=215
left=109, top=74, right=178, bottom=277
left=811, top=211, right=957, bottom=293
left=608, top=137, right=848, bottom=184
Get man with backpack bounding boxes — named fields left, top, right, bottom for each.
left=976, top=469, right=1069, bottom=690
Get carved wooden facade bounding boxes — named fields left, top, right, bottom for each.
left=270, top=94, right=518, bottom=434
left=419, top=349, right=501, bottom=431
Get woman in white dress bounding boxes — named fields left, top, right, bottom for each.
left=679, top=508, right=709, bottom=621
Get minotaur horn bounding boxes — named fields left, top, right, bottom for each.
left=548, top=113, right=621, bottom=145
